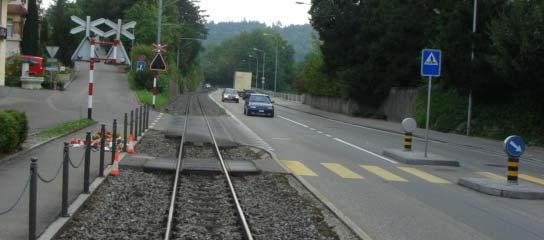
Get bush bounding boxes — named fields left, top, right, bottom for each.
left=41, top=74, right=65, bottom=90
left=5, top=54, right=22, bottom=87
left=0, top=110, right=28, bottom=153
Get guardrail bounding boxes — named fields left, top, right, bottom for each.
left=253, top=89, right=305, bottom=103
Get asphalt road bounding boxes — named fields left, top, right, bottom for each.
left=212, top=90, right=544, bottom=240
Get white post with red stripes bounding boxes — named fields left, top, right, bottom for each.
left=112, top=19, right=122, bottom=64
left=88, top=38, right=95, bottom=119
left=152, top=71, right=157, bottom=109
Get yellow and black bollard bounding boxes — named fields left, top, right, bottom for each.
left=507, top=157, right=519, bottom=185
left=404, top=132, right=413, bottom=151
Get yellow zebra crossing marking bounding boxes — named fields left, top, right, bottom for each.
left=360, top=165, right=408, bottom=182
left=282, top=160, right=318, bottom=176
left=519, top=174, right=544, bottom=185
left=397, top=167, right=450, bottom=184
left=321, top=163, right=364, bottom=179
left=477, top=172, right=504, bottom=180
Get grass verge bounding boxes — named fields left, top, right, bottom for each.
left=37, top=119, right=96, bottom=138
left=135, top=90, right=169, bottom=108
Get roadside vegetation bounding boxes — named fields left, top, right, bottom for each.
left=36, top=118, right=96, bottom=138
left=0, top=110, right=28, bottom=153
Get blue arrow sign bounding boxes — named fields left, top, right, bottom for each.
left=421, top=49, right=441, bottom=77
left=504, top=135, right=525, bottom=158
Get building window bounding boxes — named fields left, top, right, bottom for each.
left=7, top=19, right=13, bottom=39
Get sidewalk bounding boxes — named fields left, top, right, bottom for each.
left=271, top=96, right=544, bottom=162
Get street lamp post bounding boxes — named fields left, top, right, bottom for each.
left=467, top=0, right=477, bottom=136
left=253, top=48, right=266, bottom=90
left=248, top=55, right=259, bottom=89
left=264, top=33, right=279, bottom=93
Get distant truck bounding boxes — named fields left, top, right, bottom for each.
left=233, top=71, right=252, bottom=96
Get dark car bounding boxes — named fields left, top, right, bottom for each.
left=244, top=94, right=274, bottom=117
left=242, top=89, right=257, bottom=100
left=222, top=88, right=240, bottom=103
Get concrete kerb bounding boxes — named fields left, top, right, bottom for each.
left=458, top=178, right=544, bottom=200
left=208, top=90, right=372, bottom=240
left=383, top=148, right=460, bottom=167
left=37, top=122, right=151, bottom=240
left=0, top=122, right=99, bottom=166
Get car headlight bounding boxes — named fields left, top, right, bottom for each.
left=250, top=105, right=257, bottom=109
left=267, top=106, right=273, bottom=110
left=223, top=94, right=228, bottom=98
left=235, top=95, right=239, bottom=99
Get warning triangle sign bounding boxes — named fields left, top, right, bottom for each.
left=150, top=53, right=167, bottom=71
left=424, top=53, right=438, bottom=65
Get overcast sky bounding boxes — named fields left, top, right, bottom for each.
left=43, top=0, right=312, bottom=25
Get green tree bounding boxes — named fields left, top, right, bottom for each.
left=48, top=0, right=83, bottom=65
left=21, top=0, right=40, bottom=55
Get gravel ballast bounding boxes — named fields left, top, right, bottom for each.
left=55, top=169, right=172, bottom=240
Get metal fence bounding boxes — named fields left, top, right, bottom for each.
left=253, top=89, right=305, bottom=103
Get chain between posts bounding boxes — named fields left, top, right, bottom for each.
left=0, top=177, right=30, bottom=215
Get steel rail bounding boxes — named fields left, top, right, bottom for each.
left=196, top=95, right=254, bottom=240
left=164, top=95, right=191, bottom=240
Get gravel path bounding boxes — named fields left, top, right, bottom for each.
left=55, top=169, right=172, bottom=240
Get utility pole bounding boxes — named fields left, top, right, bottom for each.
left=467, top=0, right=477, bottom=136
left=253, top=48, right=265, bottom=90
left=157, top=0, right=162, bottom=44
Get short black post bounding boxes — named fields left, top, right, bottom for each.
left=29, top=157, right=38, bottom=240
left=135, top=108, right=139, bottom=141
left=123, top=113, right=128, bottom=152
left=130, top=110, right=134, bottom=137
left=139, top=105, right=143, bottom=134
left=61, top=143, right=70, bottom=217
left=83, top=131, right=91, bottom=194
left=146, top=105, right=150, bottom=129
left=111, top=119, right=117, bottom=165
left=99, top=124, right=105, bottom=177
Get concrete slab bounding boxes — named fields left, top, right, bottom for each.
left=383, top=148, right=460, bottom=167
left=458, top=178, right=544, bottom=200
left=143, top=158, right=260, bottom=173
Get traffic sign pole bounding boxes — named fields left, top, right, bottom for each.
left=152, top=71, right=157, bottom=109
left=88, top=39, right=95, bottom=120
left=424, top=76, right=432, bottom=157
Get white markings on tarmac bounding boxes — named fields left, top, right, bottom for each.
left=334, top=138, right=398, bottom=164
left=278, top=115, right=309, bottom=128
left=278, top=115, right=397, bottom=164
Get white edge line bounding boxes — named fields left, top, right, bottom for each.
left=278, top=115, right=309, bottom=128
left=334, top=137, right=398, bottom=164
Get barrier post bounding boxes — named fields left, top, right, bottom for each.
left=123, top=113, right=128, bottom=152
left=83, top=132, right=91, bottom=194
left=29, top=157, right=38, bottom=240
left=404, top=132, right=413, bottom=151
left=111, top=119, right=117, bottom=165
left=139, top=105, right=143, bottom=135
left=61, top=143, right=70, bottom=217
left=135, top=108, right=139, bottom=141
left=507, top=157, right=519, bottom=185
left=99, top=124, right=105, bottom=177
left=130, top=110, right=134, bottom=136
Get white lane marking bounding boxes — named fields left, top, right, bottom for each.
left=325, top=134, right=332, bottom=137
left=278, top=115, right=309, bottom=128
left=334, top=137, right=398, bottom=164
left=317, top=131, right=323, bottom=134
left=310, top=128, right=316, bottom=131
left=271, top=137, right=291, bottom=140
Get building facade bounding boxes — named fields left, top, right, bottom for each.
left=0, top=0, right=9, bottom=86
left=6, top=0, right=27, bottom=56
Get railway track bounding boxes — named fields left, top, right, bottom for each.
left=164, top=94, right=253, bottom=240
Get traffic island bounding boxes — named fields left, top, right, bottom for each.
left=383, top=148, right=460, bottom=167
left=458, top=178, right=544, bottom=200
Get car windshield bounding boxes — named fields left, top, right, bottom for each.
left=225, top=89, right=236, bottom=94
left=249, top=95, right=270, bottom=103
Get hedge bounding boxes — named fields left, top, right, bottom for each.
left=0, top=110, right=28, bottom=153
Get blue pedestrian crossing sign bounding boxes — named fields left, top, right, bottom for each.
left=421, top=49, right=441, bottom=77
left=136, top=60, right=145, bottom=71
left=504, top=135, right=525, bottom=158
